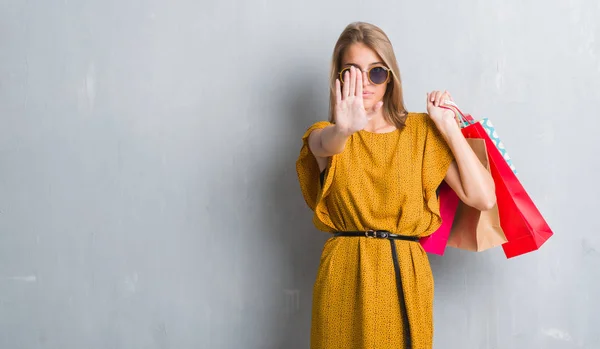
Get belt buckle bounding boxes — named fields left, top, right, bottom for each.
left=365, top=230, right=390, bottom=239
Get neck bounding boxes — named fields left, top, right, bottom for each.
left=364, top=113, right=394, bottom=133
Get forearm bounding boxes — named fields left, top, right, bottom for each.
left=444, top=127, right=496, bottom=208
left=309, top=124, right=352, bottom=157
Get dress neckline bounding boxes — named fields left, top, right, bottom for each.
left=358, top=127, right=399, bottom=135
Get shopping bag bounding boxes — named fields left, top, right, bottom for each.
left=447, top=101, right=517, bottom=173
left=444, top=101, right=554, bottom=258
left=419, top=181, right=459, bottom=255
left=478, top=118, right=517, bottom=174
left=447, top=138, right=507, bottom=251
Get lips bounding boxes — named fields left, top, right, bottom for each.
left=363, top=92, right=374, bottom=98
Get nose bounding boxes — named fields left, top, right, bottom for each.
left=362, top=71, right=370, bottom=87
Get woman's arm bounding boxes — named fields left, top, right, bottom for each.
left=443, top=128, right=496, bottom=211
left=307, top=126, right=351, bottom=172
left=308, top=66, right=382, bottom=171
left=427, top=90, right=496, bottom=211
left=308, top=125, right=352, bottom=158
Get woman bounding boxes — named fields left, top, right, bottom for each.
left=296, top=22, right=496, bottom=349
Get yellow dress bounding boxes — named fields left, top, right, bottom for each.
left=296, top=113, right=454, bottom=349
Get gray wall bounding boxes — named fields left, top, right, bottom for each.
left=0, top=0, right=598, bottom=348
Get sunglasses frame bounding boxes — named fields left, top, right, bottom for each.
left=339, top=66, right=392, bottom=85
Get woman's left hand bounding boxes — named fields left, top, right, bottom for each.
left=426, top=90, right=459, bottom=134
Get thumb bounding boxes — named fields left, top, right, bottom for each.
left=371, top=101, right=384, bottom=113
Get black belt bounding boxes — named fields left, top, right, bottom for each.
left=334, top=230, right=420, bottom=241
left=334, top=230, right=416, bottom=349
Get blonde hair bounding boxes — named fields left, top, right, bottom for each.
left=329, top=22, right=408, bottom=130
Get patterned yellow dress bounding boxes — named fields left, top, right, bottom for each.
left=296, top=112, right=454, bottom=349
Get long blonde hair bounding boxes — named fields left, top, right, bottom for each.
left=329, top=22, right=408, bottom=130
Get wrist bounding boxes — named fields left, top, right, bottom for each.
left=439, top=121, right=462, bottom=142
left=333, top=124, right=354, bottom=138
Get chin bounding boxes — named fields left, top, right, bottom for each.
left=364, top=101, right=375, bottom=110
left=363, top=99, right=381, bottom=111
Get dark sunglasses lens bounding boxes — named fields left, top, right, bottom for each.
left=369, top=67, right=388, bottom=84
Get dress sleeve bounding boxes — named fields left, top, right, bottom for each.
left=295, top=121, right=338, bottom=232
left=421, top=115, right=455, bottom=231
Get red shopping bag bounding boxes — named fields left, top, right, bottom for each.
left=445, top=103, right=554, bottom=258
left=420, top=181, right=460, bottom=255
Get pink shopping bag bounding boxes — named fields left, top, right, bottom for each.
left=419, top=181, right=460, bottom=255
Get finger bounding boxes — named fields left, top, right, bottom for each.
left=335, top=79, right=342, bottom=104
left=429, top=91, right=435, bottom=102
left=426, top=92, right=433, bottom=108
left=356, top=68, right=363, bottom=97
left=442, top=90, right=451, bottom=106
left=349, top=66, right=356, bottom=97
left=435, top=90, right=443, bottom=107
left=342, top=70, right=350, bottom=99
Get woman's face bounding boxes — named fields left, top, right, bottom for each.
left=340, top=42, right=388, bottom=111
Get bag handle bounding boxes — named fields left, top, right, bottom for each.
left=440, top=100, right=475, bottom=128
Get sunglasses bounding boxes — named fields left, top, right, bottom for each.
left=339, top=66, right=391, bottom=85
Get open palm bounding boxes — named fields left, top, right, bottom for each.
left=334, top=66, right=383, bottom=135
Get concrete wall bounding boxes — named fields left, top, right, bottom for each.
left=1, top=0, right=598, bottom=348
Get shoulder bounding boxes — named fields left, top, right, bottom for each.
left=308, top=121, right=332, bottom=131
left=404, top=112, right=434, bottom=134
left=302, top=121, right=332, bottom=140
